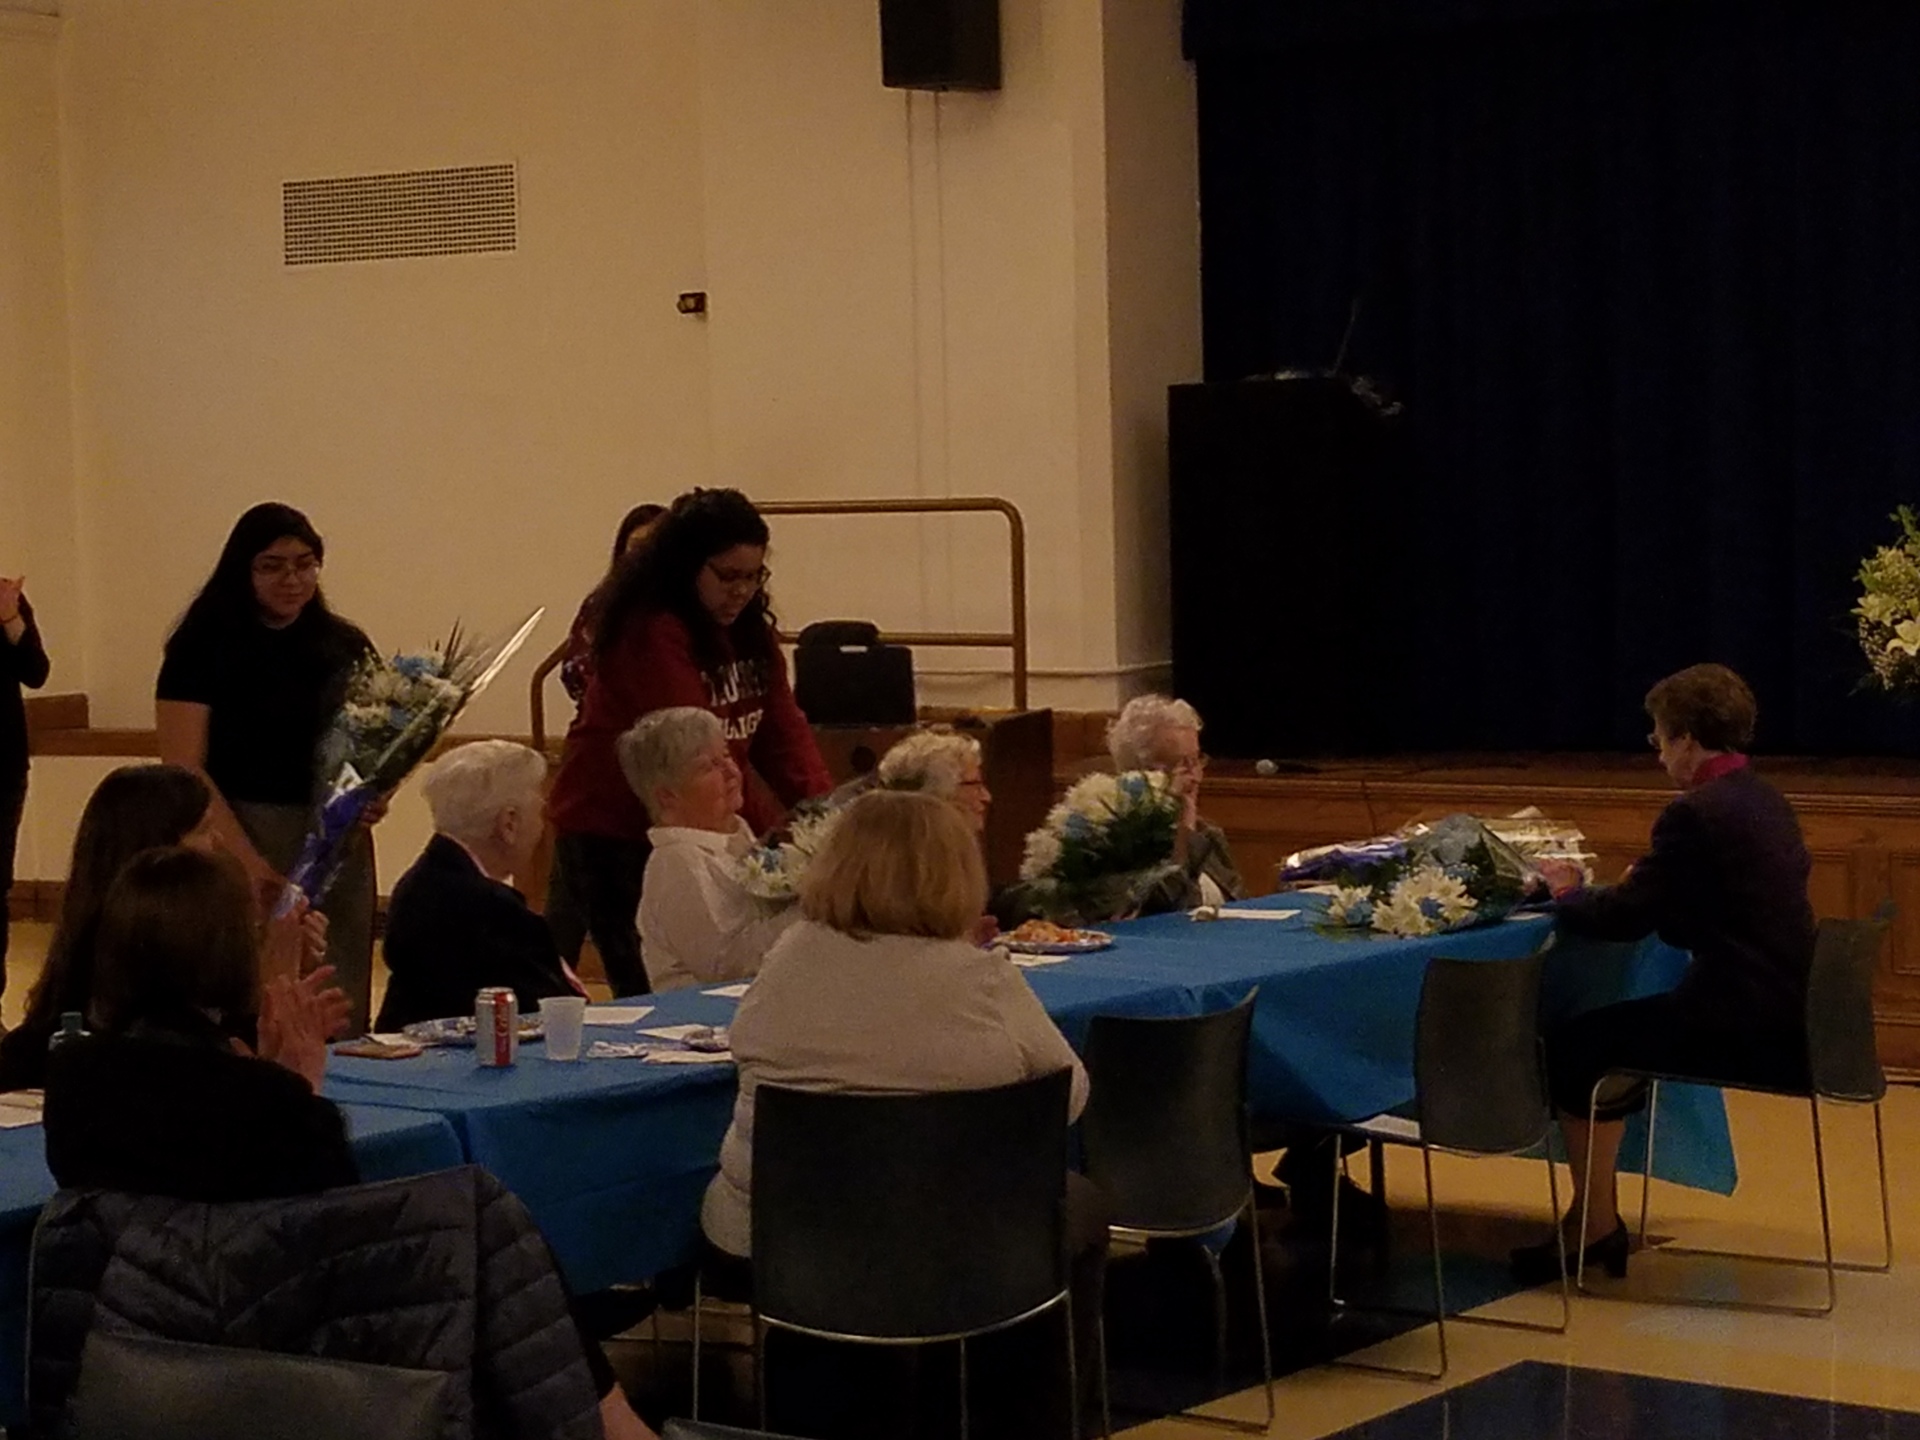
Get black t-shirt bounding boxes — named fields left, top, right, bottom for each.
left=156, top=609, right=372, bottom=806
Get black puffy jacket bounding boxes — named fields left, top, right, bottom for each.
left=27, top=1166, right=601, bottom=1440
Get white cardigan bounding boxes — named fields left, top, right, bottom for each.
left=700, top=920, right=1090, bottom=1257
left=638, top=820, right=798, bottom=993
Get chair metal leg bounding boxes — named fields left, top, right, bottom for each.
left=1246, top=1200, right=1277, bottom=1431
left=1591, top=1082, right=1844, bottom=1317
left=1638, top=1080, right=1659, bottom=1249
left=1064, top=1292, right=1081, bottom=1440
left=1201, top=1245, right=1229, bottom=1397
left=1146, top=1210, right=1273, bottom=1432
left=958, top=1335, right=970, bottom=1440
left=1328, top=1142, right=1446, bottom=1382
left=690, top=1271, right=705, bottom=1419
left=1869, top=1100, right=1895, bottom=1272
left=1095, top=1309, right=1114, bottom=1440
left=1460, top=1152, right=1571, bottom=1336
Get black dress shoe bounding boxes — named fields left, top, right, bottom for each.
left=1510, top=1219, right=1628, bottom=1285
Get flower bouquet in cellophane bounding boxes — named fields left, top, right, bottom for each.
left=275, top=610, right=544, bottom=916
left=1010, top=770, right=1183, bottom=925
left=1280, top=813, right=1538, bottom=939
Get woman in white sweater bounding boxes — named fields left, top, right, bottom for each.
left=622, top=707, right=800, bottom=993
left=701, top=787, right=1088, bottom=1259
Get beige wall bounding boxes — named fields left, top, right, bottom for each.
left=6, top=0, right=1201, bottom=880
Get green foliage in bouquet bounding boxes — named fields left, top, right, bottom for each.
left=1854, top=506, right=1920, bottom=692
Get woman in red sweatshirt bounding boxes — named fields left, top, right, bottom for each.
left=546, top=488, right=832, bottom=996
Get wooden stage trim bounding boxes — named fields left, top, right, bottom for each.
left=1200, top=754, right=1920, bottom=1075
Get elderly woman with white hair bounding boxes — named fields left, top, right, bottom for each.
left=374, top=740, right=586, bottom=1031
left=876, top=726, right=991, bottom=833
left=1107, top=694, right=1244, bottom=913
left=627, top=707, right=801, bottom=992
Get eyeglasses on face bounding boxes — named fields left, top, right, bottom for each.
left=253, top=555, right=321, bottom=580
left=705, top=562, right=771, bottom=592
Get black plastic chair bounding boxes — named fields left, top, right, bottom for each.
left=739, top=1070, right=1081, bottom=1439
left=1079, top=990, right=1271, bottom=1433
left=1580, top=911, right=1896, bottom=1316
left=1325, top=943, right=1566, bottom=1381
left=63, top=1333, right=449, bottom=1440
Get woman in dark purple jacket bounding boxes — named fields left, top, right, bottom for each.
left=1512, top=664, right=1816, bottom=1283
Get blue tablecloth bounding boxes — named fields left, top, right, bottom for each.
left=322, top=900, right=1734, bottom=1297
left=0, top=1103, right=463, bottom=1431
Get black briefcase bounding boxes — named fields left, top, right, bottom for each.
left=792, top=621, right=917, bottom=726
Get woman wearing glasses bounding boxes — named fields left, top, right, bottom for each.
left=156, top=502, right=380, bottom=1031
left=1105, top=693, right=1243, bottom=912
left=547, top=488, right=833, bottom=996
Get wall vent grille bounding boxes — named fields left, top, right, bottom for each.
left=283, top=163, right=516, bottom=266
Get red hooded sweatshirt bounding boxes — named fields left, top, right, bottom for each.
left=547, top=609, right=833, bottom=841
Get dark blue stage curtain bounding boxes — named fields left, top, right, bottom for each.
left=1186, top=0, right=1920, bottom=755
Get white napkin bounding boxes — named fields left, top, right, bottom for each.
left=643, top=1049, right=734, bottom=1065
left=704, top=984, right=751, bottom=999
left=0, top=1091, right=43, bottom=1129
left=585, top=1006, right=655, bottom=1025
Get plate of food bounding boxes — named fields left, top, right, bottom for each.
left=1002, top=919, right=1115, bottom=955
left=402, top=1015, right=545, bottom=1048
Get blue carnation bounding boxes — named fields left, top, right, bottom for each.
left=1117, top=773, right=1148, bottom=801
left=388, top=704, right=412, bottom=731
left=1063, top=813, right=1094, bottom=841
left=1347, top=898, right=1375, bottom=926
left=1418, top=896, right=1446, bottom=920
left=393, top=654, right=434, bottom=679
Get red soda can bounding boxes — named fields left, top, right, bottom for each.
left=476, top=986, right=518, bottom=1067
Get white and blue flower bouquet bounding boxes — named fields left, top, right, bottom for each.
left=1281, top=814, right=1534, bottom=939
left=1853, top=506, right=1920, bottom=691
left=1012, top=771, right=1182, bottom=924
left=277, top=610, right=543, bottom=914
left=737, top=804, right=842, bottom=904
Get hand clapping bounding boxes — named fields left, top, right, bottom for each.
left=251, top=974, right=334, bottom=1092
left=0, top=575, right=23, bottom=626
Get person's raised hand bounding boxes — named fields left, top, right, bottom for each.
left=296, top=962, right=354, bottom=1040
left=300, top=909, right=330, bottom=972
left=260, top=897, right=312, bottom=983
left=1535, top=859, right=1586, bottom=898
left=970, top=913, right=1001, bottom=948
left=257, top=975, right=330, bottom=1092
left=0, top=576, right=23, bottom=624
left=357, top=792, right=392, bottom=829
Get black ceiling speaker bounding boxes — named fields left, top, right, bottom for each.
left=881, top=0, right=1001, bottom=92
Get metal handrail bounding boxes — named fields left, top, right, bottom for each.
left=529, top=495, right=1030, bottom=751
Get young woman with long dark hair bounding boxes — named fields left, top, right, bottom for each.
left=0, top=764, right=216, bottom=1090
left=155, top=502, right=381, bottom=1031
left=545, top=488, right=832, bottom=995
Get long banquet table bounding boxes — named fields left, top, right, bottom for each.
left=0, top=1103, right=465, bottom=1431
left=318, top=898, right=1734, bottom=1294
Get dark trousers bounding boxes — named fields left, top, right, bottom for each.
left=1546, top=992, right=1809, bottom=1121
left=0, top=776, right=22, bottom=1002
left=547, top=832, right=652, bottom=998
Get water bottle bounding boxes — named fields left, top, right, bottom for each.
left=47, top=1011, right=89, bottom=1052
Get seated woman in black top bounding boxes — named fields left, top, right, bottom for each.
left=376, top=741, right=585, bottom=1031
left=2, top=765, right=221, bottom=1092
left=42, top=845, right=658, bottom=1440
left=1513, top=665, right=1817, bottom=1282
left=43, top=846, right=352, bottom=1199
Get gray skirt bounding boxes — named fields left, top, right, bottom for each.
left=232, top=800, right=376, bottom=1036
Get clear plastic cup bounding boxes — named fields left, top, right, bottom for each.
left=540, top=996, right=587, bottom=1062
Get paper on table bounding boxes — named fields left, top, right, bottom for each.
left=1010, top=954, right=1070, bottom=969
left=1214, top=908, right=1301, bottom=922
left=586, top=1006, right=655, bottom=1025
left=704, top=983, right=751, bottom=999
left=0, top=1091, right=44, bottom=1128
left=1355, top=1113, right=1422, bottom=1142
left=639, top=1024, right=713, bottom=1042
left=644, top=1049, right=734, bottom=1065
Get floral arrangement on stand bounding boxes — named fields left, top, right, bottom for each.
left=737, top=805, right=842, bottom=904
left=1279, top=814, right=1535, bottom=939
left=1853, top=506, right=1920, bottom=691
left=1012, top=771, right=1182, bottom=924
left=277, top=611, right=543, bottom=914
